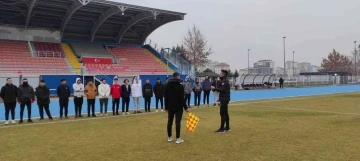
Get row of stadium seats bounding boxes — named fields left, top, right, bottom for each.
left=0, top=41, right=169, bottom=75
left=34, top=42, right=65, bottom=58
left=0, top=41, right=72, bottom=74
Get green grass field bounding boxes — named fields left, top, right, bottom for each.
left=1, top=93, right=360, bottom=161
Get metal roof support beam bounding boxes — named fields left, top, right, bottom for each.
left=25, top=0, right=37, bottom=27
left=60, top=0, right=90, bottom=37
left=140, top=16, right=182, bottom=44
left=90, top=5, right=128, bottom=41
left=116, top=11, right=154, bottom=44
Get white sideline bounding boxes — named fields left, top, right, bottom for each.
left=0, top=91, right=358, bottom=129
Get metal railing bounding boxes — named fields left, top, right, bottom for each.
left=36, top=51, right=65, bottom=58
left=144, top=39, right=195, bottom=79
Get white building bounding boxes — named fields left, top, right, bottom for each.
left=311, top=65, right=320, bottom=72
left=298, top=62, right=312, bottom=73
left=249, top=60, right=275, bottom=74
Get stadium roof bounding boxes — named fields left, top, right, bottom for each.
left=0, top=0, right=186, bottom=44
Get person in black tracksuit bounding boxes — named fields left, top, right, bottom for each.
left=35, top=80, right=53, bottom=121
left=165, top=72, right=190, bottom=143
left=121, top=79, right=131, bottom=113
left=211, top=70, right=231, bottom=133
left=153, top=78, right=165, bottom=111
left=18, top=78, right=35, bottom=123
left=0, top=78, right=18, bottom=124
left=57, top=79, right=71, bottom=119
left=142, top=79, right=153, bottom=112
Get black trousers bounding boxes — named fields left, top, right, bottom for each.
left=203, top=91, right=210, bottom=105
left=59, top=98, right=69, bottom=117
left=184, top=94, right=191, bottom=107
left=87, top=99, right=95, bottom=116
left=112, top=98, right=120, bottom=114
left=100, top=98, right=108, bottom=114
left=39, top=104, right=52, bottom=119
left=155, top=96, right=163, bottom=109
left=122, top=97, right=130, bottom=112
left=4, top=102, right=16, bottom=120
left=280, top=83, right=284, bottom=89
left=144, top=97, right=151, bottom=111
left=74, top=97, right=83, bottom=116
left=194, top=92, right=201, bottom=106
left=167, top=109, right=184, bottom=138
left=20, top=100, right=32, bottom=120
left=220, top=101, right=230, bottom=129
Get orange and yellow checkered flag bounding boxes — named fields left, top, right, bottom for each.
left=186, top=112, right=199, bottom=132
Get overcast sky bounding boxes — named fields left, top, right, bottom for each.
left=117, top=0, right=360, bottom=70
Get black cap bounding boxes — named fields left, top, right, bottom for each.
left=61, top=79, right=66, bottom=82
left=221, top=70, right=228, bottom=76
left=114, top=78, right=118, bottom=80
left=22, top=78, right=27, bottom=80
left=40, top=80, right=45, bottom=83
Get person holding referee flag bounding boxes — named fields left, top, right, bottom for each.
left=165, top=72, right=190, bottom=144
left=211, top=70, right=231, bottom=133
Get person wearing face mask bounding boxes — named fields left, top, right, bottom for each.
left=57, top=79, right=71, bottom=119
left=73, top=78, right=84, bottom=118
left=192, top=78, right=202, bottom=108
left=17, top=78, right=35, bottom=123
left=142, top=79, right=153, bottom=112
left=183, top=76, right=193, bottom=108
left=202, top=75, right=211, bottom=107
left=153, top=78, right=165, bottom=112
left=35, top=80, right=52, bottom=121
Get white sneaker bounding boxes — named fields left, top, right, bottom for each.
left=176, top=138, right=184, bottom=144
left=4, top=121, right=9, bottom=125
left=122, top=113, right=125, bottom=115
left=11, top=120, right=16, bottom=124
left=126, top=112, right=130, bottom=115
left=100, top=113, right=103, bottom=117
left=161, top=109, right=163, bottom=112
left=156, top=110, right=158, bottom=112
left=168, top=137, right=173, bottom=142
left=105, top=113, right=108, bottom=116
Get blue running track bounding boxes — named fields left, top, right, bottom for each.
left=1, top=85, right=359, bottom=121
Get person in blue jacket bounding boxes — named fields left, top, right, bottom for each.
left=201, top=75, right=211, bottom=107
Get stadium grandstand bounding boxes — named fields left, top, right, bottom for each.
left=0, top=0, right=194, bottom=91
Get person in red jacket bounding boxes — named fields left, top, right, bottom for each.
left=110, top=78, right=122, bottom=115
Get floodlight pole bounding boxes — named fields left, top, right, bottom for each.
left=283, top=37, right=286, bottom=77
left=355, top=41, right=357, bottom=77
left=293, top=51, right=295, bottom=79
left=248, top=49, right=250, bottom=74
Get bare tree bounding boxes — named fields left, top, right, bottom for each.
left=183, top=25, right=212, bottom=68
left=320, top=49, right=353, bottom=74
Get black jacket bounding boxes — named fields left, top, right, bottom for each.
left=214, top=77, right=231, bottom=102
left=211, top=80, right=221, bottom=92
left=142, top=83, right=153, bottom=98
left=121, top=84, right=131, bottom=98
left=57, top=84, right=70, bottom=100
left=0, top=84, right=18, bottom=103
left=153, top=82, right=165, bottom=97
left=35, top=85, right=50, bottom=105
left=165, top=79, right=188, bottom=111
left=279, top=78, right=284, bottom=84
left=18, top=84, right=35, bottom=101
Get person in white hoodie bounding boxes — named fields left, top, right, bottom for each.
left=98, top=78, right=110, bottom=116
left=73, top=78, right=84, bottom=118
left=131, top=77, right=142, bottom=114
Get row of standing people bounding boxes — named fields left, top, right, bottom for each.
left=183, top=75, right=222, bottom=108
